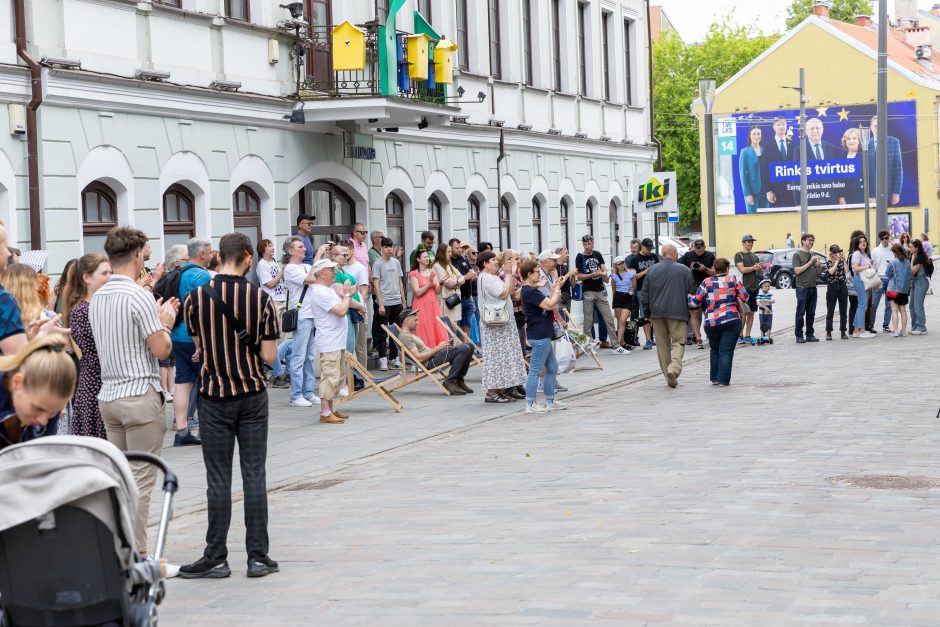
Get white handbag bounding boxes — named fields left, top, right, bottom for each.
left=860, top=267, right=881, bottom=291
left=482, top=303, right=511, bottom=325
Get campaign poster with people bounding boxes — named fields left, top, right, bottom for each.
left=715, top=100, right=919, bottom=215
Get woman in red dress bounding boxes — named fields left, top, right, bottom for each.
left=408, top=250, right=449, bottom=347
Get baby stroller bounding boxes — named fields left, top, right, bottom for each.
left=0, top=436, right=178, bottom=626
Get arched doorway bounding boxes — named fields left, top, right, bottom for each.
left=386, top=192, right=405, bottom=270
left=299, top=181, right=357, bottom=246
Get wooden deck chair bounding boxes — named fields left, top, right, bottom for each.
left=561, top=306, right=604, bottom=371
left=437, top=316, right=482, bottom=367
left=334, top=352, right=404, bottom=412
left=382, top=324, right=452, bottom=396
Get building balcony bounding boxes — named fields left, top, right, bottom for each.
left=298, top=23, right=458, bottom=128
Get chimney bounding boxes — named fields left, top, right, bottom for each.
left=855, top=14, right=872, bottom=28
left=905, top=25, right=931, bottom=48
left=895, top=0, right=918, bottom=27
left=812, top=1, right=831, bottom=18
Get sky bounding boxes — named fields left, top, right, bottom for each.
left=653, top=0, right=940, bottom=43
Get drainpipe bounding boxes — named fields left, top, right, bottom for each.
left=645, top=0, right=662, bottom=169
left=496, top=128, right=504, bottom=232
left=13, top=0, right=42, bottom=249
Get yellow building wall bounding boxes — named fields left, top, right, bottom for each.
left=698, top=21, right=940, bottom=258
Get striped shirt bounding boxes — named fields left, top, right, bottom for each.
left=90, top=275, right=165, bottom=402
left=688, top=275, right=749, bottom=328
left=184, top=274, right=280, bottom=398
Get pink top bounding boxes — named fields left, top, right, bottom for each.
left=352, top=239, right=370, bottom=269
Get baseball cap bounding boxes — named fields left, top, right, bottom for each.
left=640, top=238, right=654, bottom=250
left=741, top=234, right=756, bottom=242
left=692, top=239, right=706, bottom=247
left=537, top=249, right=561, bottom=262
left=613, top=256, right=625, bottom=265
left=581, top=234, right=594, bottom=242
left=455, top=241, right=470, bottom=249
left=829, top=244, right=842, bottom=253
left=398, top=308, right=420, bottom=324
left=311, top=258, right=337, bottom=274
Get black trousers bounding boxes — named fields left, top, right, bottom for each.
left=825, top=283, right=848, bottom=333
left=428, top=343, right=472, bottom=383
left=373, top=303, right=403, bottom=360
left=198, top=390, right=269, bottom=561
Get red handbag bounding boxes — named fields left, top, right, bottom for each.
left=886, top=290, right=899, bottom=299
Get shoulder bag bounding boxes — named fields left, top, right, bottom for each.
left=281, top=279, right=309, bottom=334
left=480, top=275, right=511, bottom=325
left=201, top=282, right=261, bottom=356
left=860, top=266, right=881, bottom=291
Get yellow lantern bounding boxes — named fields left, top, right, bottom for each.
left=332, top=21, right=366, bottom=71
left=433, top=38, right=457, bottom=84
left=406, top=33, right=432, bottom=80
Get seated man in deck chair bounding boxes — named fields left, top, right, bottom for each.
left=398, top=308, right=474, bottom=396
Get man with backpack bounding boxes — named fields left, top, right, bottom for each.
left=156, top=237, right=212, bottom=447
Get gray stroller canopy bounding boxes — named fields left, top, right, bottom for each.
left=0, top=435, right=140, bottom=570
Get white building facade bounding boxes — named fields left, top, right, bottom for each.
left=0, top=0, right=658, bottom=272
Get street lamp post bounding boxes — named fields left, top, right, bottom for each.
left=876, top=0, right=888, bottom=232
left=699, top=77, right=717, bottom=250
left=860, top=126, right=871, bottom=243
left=780, top=68, right=809, bottom=235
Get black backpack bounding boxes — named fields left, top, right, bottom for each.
left=926, top=256, right=935, bottom=278
left=153, top=265, right=197, bottom=327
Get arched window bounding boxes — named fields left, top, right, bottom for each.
left=82, top=181, right=117, bottom=253
left=585, top=199, right=594, bottom=236
left=532, top=197, right=542, bottom=252
left=499, top=196, right=511, bottom=251
left=560, top=197, right=569, bottom=249
left=163, top=184, right=195, bottom=249
left=233, top=184, right=262, bottom=247
left=301, top=181, right=356, bottom=246
left=467, top=195, right=481, bottom=247
left=427, top=194, right=443, bottom=245
left=385, top=193, right=405, bottom=270
left=608, top=200, right=619, bottom=258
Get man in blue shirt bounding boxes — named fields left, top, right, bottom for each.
left=171, top=237, right=212, bottom=446
left=293, top=214, right=315, bottom=265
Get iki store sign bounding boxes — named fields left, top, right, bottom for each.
left=637, top=171, right=677, bottom=213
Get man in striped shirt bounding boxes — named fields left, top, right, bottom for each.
left=90, top=227, right=179, bottom=554
left=179, top=232, right=280, bottom=580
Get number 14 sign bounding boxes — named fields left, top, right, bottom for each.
left=717, top=119, right=737, bottom=156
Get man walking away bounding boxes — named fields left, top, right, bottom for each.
left=640, top=244, right=696, bottom=388
left=179, top=233, right=280, bottom=580
left=397, top=309, right=474, bottom=395
left=733, top=234, right=762, bottom=344
left=91, top=227, right=179, bottom=555
left=792, top=233, right=822, bottom=343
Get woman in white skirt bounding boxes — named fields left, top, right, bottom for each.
left=477, top=250, right=527, bottom=403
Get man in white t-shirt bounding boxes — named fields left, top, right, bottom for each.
left=343, top=239, right=372, bottom=368
left=283, top=237, right=325, bottom=407
left=870, top=228, right=893, bottom=332
left=309, top=258, right=360, bottom=424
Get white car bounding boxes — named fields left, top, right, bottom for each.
left=656, top=236, right=690, bottom=257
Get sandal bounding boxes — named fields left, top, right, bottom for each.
left=485, top=394, right=511, bottom=404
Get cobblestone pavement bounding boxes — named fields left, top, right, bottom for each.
left=157, top=289, right=940, bottom=625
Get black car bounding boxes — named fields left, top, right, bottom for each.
left=756, top=248, right=828, bottom=290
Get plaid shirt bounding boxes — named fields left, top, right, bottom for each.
left=689, top=275, right=749, bottom=327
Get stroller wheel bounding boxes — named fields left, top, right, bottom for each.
left=127, top=600, right=158, bottom=627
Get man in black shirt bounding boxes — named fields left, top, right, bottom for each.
left=679, top=239, right=716, bottom=348
left=575, top=235, right=625, bottom=354
left=180, top=232, right=281, bottom=580
left=450, top=241, right=478, bottom=334
left=628, top=238, right=661, bottom=350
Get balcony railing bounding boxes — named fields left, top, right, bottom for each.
left=300, top=23, right=447, bottom=105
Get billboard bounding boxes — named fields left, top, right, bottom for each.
left=716, top=100, right=918, bottom=215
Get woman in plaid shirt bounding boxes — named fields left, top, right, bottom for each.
left=688, top=258, right=749, bottom=387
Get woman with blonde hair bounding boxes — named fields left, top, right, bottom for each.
left=0, top=335, right=79, bottom=450
left=60, top=253, right=112, bottom=438
left=838, top=127, right=864, bottom=205
left=1, top=263, right=45, bottom=324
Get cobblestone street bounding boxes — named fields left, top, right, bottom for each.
left=158, top=290, right=940, bottom=625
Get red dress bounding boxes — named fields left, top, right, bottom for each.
left=409, top=270, right=448, bottom=347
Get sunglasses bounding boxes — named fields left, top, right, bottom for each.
left=881, top=236, right=890, bottom=240
left=355, top=230, right=368, bottom=234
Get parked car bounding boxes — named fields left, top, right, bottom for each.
left=656, top=236, right=689, bottom=257
left=755, top=248, right=828, bottom=289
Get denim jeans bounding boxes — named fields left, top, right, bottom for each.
left=460, top=297, right=476, bottom=330
left=525, top=338, right=557, bottom=403
left=910, top=275, right=929, bottom=331
left=270, top=341, right=291, bottom=378
left=852, top=275, right=869, bottom=329
left=290, top=317, right=316, bottom=401
left=794, top=287, right=818, bottom=338
left=346, top=316, right=357, bottom=354
left=704, top=318, right=741, bottom=385
left=869, top=277, right=891, bottom=329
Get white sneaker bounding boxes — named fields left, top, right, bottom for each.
left=611, top=346, right=631, bottom=355
left=858, top=331, right=876, bottom=338
left=893, top=331, right=901, bottom=337
left=378, top=357, right=388, bottom=370
left=389, top=358, right=402, bottom=369
left=524, top=403, right=549, bottom=414
left=546, top=400, right=568, bottom=411
left=305, top=395, right=321, bottom=405
left=910, top=329, right=926, bottom=335
left=289, top=397, right=313, bottom=407
left=162, top=561, right=180, bottom=579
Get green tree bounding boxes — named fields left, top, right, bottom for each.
left=785, top=0, right=874, bottom=29
left=653, top=21, right=778, bottom=226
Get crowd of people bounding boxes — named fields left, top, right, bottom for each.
left=0, top=213, right=933, bottom=583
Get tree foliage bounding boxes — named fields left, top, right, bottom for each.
left=653, top=21, right=778, bottom=226
left=785, top=0, right=874, bottom=29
